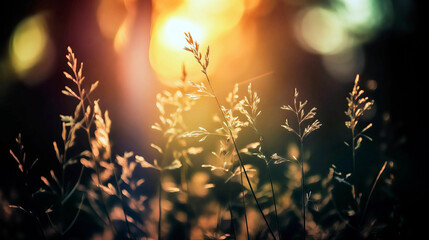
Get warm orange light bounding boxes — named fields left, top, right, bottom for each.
left=114, top=19, right=131, bottom=52
left=149, top=16, right=205, bottom=87
left=149, top=0, right=246, bottom=87
left=287, top=142, right=300, bottom=160
left=162, top=18, right=205, bottom=50
left=97, top=0, right=127, bottom=39
left=97, top=0, right=137, bottom=53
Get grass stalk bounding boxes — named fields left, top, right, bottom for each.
left=351, top=128, right=359, bottom=212
left=158, top=171, right=162, bottom=240
left=109, top=156, right=133, bottom=239
left=258, top=134, right=280, bottom=239
left=329, top=192, right=359, bottom=232
left=361, top=161, right=387, bottom=223
left=281, top=88, right=321, bottom=239
left=68, top=47, right=133, bottom=238
left=204, top=72, right=276, bottom=240
left=300, top=141, right=306, bottom=240
left=183, top=162, right=191, bottom=240
left=63, top=47, right=121, bottom=236
left=345, top=75, right=374, bottom=214
left=240, top=166, right=250, bottom=240
left=95, top=162, right=117, bottom=235
left=295, top=106, right=306, bottom=240
left=10, top=205, right=47, bottom=240
left=267, top=166, right=280, bottom=239
left=183, top=35, right=276, bottom=238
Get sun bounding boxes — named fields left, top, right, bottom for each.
left=162, top=18, right=205, bottom=50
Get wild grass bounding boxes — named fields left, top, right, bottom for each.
left=5, top=33, right=399, bottom=240
left=280, top=88, right=321, bottom=239
left=345, top=75, right=374, bottom=206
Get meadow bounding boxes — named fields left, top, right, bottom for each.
left=0, top=1, right=424, bottom=239
left=2, top=33, right=405, bottom=239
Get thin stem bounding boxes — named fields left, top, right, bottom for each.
left=240, top=166, right=250, bottom=240
left=184, top=163, right=191, bottom=240
left=352, top=128, right=356, bottom=198
left=46, top=212, right=62, bottom=236
left=158, top=172, right=162, bottom=240
left=256, top=132, right=280, bottom=239
left=204, top=73, right=276, bottom=240
left=77, top=85, right=120, bottom=236
left=95, top=163, right=116, bottom=235
left=61, top=166, right=85, bottom=205
left=156, top=126, right=179, bottom=240
left=109, top=157, right=133, bottom=239
left=300, top=140, right=306, bottom=240
left=77, top=69, right=131, bottom=238
left=351, top=128, right=360, bottom=215
left=59, top=161, right=65, bottom=235
left=361, top=161, right=387, bottom=224
left=11, top=206, right=47, bottom=240
left=267, top=163, right=280, bottom=239
left=330, top=192, right=359, bottom=232
left=295, top=107, right=306, bottom=240
left=34, top=215, right=47, bottom=240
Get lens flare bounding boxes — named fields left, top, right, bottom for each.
left=295, top=7, right=348, bottom=55
left=322, top=47, right=365, bottom=82
left=334, top=0, right=392, bottom=35
left=10, top=14, right=48, bottom=76
left=9, top=13, right=54, bottom=84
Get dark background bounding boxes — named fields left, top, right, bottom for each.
left=1, top=0, right=426, bottom=238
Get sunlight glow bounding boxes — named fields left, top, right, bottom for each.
left=149, top=0, right=246, bottom=87
left=162, top=18, right=205, bottom=50
left=149, top=16, right=206, bottom=87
